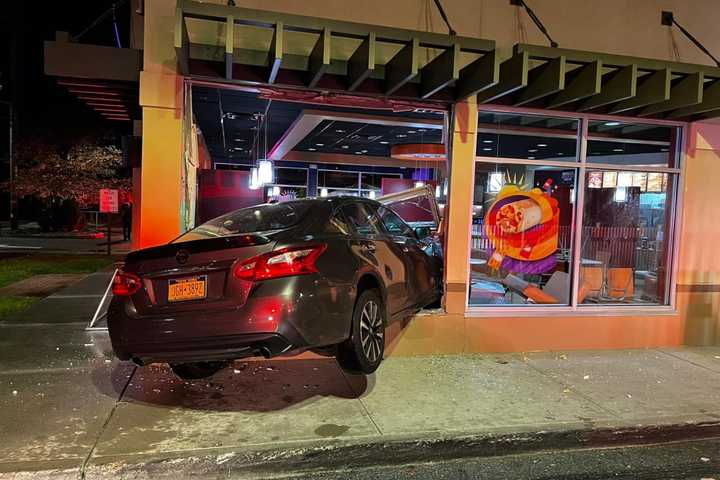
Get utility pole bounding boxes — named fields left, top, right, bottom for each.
left=0, top=100, right=13, bottom=231
left=8, top=101, right=14, bottom=231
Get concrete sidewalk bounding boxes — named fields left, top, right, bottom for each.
left=3, top=280, right=720, bottom=478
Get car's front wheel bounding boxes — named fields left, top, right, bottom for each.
left=169, top=361, right=228, bottom=380
left=337, top=289, right=385, bottom=375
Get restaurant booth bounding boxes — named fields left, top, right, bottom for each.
left=54, top=0, right=720, bottom=355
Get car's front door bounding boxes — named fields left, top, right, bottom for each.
left=340, top=202, right=407, bottom=317
left=376, top=205, right=434, bottom=309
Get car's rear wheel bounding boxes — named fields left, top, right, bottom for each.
left=337, top=289, right=385, bottom=375
left=169, top=361, right=228, bottom=380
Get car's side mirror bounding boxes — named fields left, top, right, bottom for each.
left=414, top=226, right=431, bottom=239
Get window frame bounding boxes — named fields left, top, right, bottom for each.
left=318, top=168, right=403, bottom=197
left=466, top=106, right=686, bottom=316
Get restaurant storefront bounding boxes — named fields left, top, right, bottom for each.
left=46, top=0, right=720, bottom=354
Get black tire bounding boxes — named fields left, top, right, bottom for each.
left=169, top=361, right=228, bottom=380
left=337, top=289, right=385, bottom=375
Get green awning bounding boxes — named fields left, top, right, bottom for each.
left=176, top=0, right=720, bottom=120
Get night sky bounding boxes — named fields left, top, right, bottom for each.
left=1, top=1, right=133, bottom=141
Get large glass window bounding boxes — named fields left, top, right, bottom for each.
left=318, top=169, right=402, bottom=197
left=581, top=170, right=674, bottom=305
left=477, top=112, right=579, bottom=162
left=470, top=162, right=576, bottom=306
left=470, top=112, right=681, bottom=309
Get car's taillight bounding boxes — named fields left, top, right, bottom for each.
left=233, top=244, right=327, bottom=281
left=112, top=271, right=142, bottom=296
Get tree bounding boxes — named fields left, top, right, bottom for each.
left=10, top=136, right=131, bottom=208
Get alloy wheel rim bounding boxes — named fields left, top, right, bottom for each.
left=359, top=300, right=383, bottom=363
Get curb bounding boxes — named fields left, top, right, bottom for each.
left=80, top=419, right=720, bottom=479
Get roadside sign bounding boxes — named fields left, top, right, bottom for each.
left=99, top=189, right=119, bottom=213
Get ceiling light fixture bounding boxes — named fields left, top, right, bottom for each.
left=258, top=159, right=274, bottom=184
left=483, top=140, right=493, bottom=144
left=604, top=121, right=621, bottom=127
left=249, top=168, right=260, bottom=190
left=537, top=143, right=548, bottom=147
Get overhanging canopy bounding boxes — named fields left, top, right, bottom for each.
left=177, top=0, right=720, bottom=121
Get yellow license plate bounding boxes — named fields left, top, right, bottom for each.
left=168, top=275, right=207, bottom=302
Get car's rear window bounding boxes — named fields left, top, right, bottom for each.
left=173, top=202, right=311, bottom=242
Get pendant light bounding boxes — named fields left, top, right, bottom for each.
left=257, top=103, right=274, bottom=185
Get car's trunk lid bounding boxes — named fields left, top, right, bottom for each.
left=123, top=234, right=276, bottom=316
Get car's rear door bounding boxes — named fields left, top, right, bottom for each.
left=340, top=201, right=407, bottom=318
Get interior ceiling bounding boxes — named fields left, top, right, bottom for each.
left=192, top=86, right=444, bottom=164
left=293, top=120, right=443, bottom=157
left=194, top=86, right=673, bottom=166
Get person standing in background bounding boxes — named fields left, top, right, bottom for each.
left=121, top=202, right=132, bottom=241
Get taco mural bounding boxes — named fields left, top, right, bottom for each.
left=484, top=182, right=560, bottom=274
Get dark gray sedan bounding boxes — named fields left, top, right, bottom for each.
left=108, top=196, right=442, bottom=379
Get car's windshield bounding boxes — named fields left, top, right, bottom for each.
left=173, top=201, right=311, bottom=242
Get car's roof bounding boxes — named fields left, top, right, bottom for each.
left=276, top=196, right=378, bottom=206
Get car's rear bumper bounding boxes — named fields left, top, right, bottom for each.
left=107, top=274, right=355, bottom=365
left=113, top=332, right=294, bottom=365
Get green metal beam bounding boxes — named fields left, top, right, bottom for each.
left=514, top=55, right=566, bottom=106
left=640, top=72, right=703, bottom=116
left=477, top=51, right=529, bottom=104
left=455, top=50, right=500, bottom=100
left=308, top=28, right=331, bottom=88
left=347, top=33, right=376, bottom=91
left=609, top=68, right=671, bottom=114
left=515, top=43, right=720, bottom=78
left=267, top=22, right=283, bottom=84
left=546, top=60, right=602, bottom=109
left=179, top=0, right=494, bottom=53
left=174, top=7, right=190, bottom=75
left=420, top=43, right=460, bottom=99
left=578, top=64, right=637, bottom=112
left=224, top=15, right=234, bottom=80
left=668, top=79, right=720, bottom=118
left=385, top=38, right=419, bottom=95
